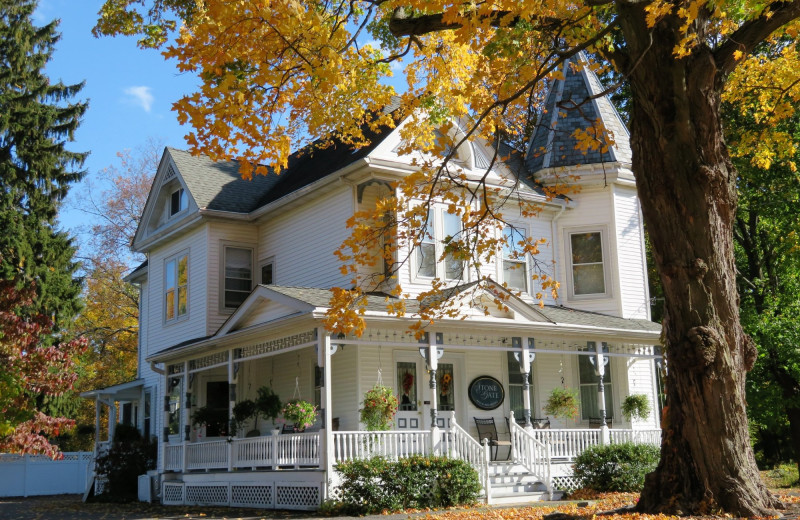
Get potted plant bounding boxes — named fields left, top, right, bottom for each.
left=622, top=394, right=652, bottom=421
left=254, top=386, right=282, bottom=426
left=360, top=384, right=399, bottom=431
left=543, top=388, right=580, bottom=420
left=282, top=400, right=317, bottom=431
left=231, top=399, right=257, bottom=435
left=191, top=405, right=229, bottom=437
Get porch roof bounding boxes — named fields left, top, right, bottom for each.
left=81, top=378, right=144, bottom=401
left=147, top=282, right=661, bottom=365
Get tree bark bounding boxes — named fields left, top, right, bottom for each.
left=616, top=8, right=784, bottom=517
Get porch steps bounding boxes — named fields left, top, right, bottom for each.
left=488, top=462, right=562, bottom=505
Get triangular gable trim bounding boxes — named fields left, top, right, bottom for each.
left=215, top=285, right=317, bottom=336
left=132, top=148, right=198, bottom=250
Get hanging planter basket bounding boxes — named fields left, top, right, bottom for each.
left=360, top=384, right=399, bottom=431
left=282, top=400, right=317, bottom=430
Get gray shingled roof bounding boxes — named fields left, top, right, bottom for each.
left=263, top=285, right=421, bottom=314
left=266, top=284, right=659, bottom=333
left=168, top=148, right=281, bottom=213
left=525, top=53, right=632, bottom=174
left=168, top=112, right=400, bottom=215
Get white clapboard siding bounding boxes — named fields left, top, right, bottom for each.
left=258, top=186, right=353, bottom=289
left=626, top=356, right=659, bottom=429
left=206, top=221, right=260, bottom=334
left=533, top=351, right=579, bottom=430
left=331, top=346, right=359, bottom=430
left=146, top=226, right=208, bottom=357
left=555, top=187, right=620, bottom=316
left=613, top=186, right=650, bottom=319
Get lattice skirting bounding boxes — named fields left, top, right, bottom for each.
left=161, top=480, right=321, bottom=510
left=552, top=475, right=582, bottom=492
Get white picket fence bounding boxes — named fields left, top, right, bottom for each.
left=0, top=452, right=92, bottom=497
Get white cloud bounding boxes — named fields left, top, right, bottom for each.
left=123, top=86, right=155, bottom=113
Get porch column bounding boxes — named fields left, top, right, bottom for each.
left=318, top=328, right=334, bottom=496
left=427, top=334, right=440, bottom=454
left=107, top=398, right=115, bottom=442
left=594, top=341, right=610, bottom=445
left=183, top=361, right=191, bottom=442
left=228, top=351, right=236, bottom=471
left=94, top=398, right=101, bottom=453
left=519, top=338, right=534, bottom=429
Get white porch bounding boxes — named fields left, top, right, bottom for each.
left=146, top=286, right=663, bottom=509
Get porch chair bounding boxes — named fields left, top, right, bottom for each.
left=474, top=417, right=511, bottom=461
left=281, top=423, right=296, bottom=434
left=588, top=417, right=612, bottom=428
left=506, top=416, right=551, bottom=430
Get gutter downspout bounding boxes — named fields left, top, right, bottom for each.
left=550, top=203, right=567, bottom=305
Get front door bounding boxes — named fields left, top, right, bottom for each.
left=394, top=353, right=462, bottom=430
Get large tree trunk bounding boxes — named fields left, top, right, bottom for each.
left=616, top=9, right=784, bottom=517
left=788, top=407, right=800, bottom=480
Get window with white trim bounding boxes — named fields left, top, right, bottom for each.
left=170, top=187, right=188, bottom=216
left=260, top=258, right=274, bottom=285
left=165, top=252, right=188, bottom=321
left=502, top=225, right=528, bottom=292
left=224, top=246, right=253, bottom=309
left=414, top=208, right=463, bottom=280
left=568, top=230, right=608, bottom=297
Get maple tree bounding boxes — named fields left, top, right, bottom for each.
left=0, top=281, right=87, bottom=457
left=93, top=0, right=800, bottom=515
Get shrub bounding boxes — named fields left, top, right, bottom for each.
left=94, top=426, right=157, bottom=500
left=621, top=394, right=652, bottom=421
left=573, top=442, right=660, bottom=492
left=332, top=455, right=480, bottom=514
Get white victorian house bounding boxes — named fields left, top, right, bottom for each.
left=85, top=55, right=664, bottom=509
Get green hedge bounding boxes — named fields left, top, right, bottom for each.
left=327, top=455, right=480, bottom=514
left=573, top=442, right=660, bottom=492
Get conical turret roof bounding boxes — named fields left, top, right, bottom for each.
left=525, top=53, right=631, bottom=174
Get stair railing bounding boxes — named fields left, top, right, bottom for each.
left=509, top=411, right=553, bottom=497
left=448, top=416, right=492, bottom=503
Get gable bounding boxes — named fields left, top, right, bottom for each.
left=216, top=285, right=317, bottom=336
left=133, top=149, right=199, bottom=249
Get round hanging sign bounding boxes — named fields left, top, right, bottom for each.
left=468, top=376, right=504, bottom=410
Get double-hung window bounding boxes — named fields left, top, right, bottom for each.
left=416, top=210, right=437, bottom=278
left=502, top=225, right=528, bottom=292
left=415, top=208, right=463, bottom=280
left=165, top=253, right=188, bottom=321
left=569, top=231, right=607, bottom=297
left=224, top=246, right=253, bottom=309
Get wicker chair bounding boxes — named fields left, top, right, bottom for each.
left=474, top=417, right=511, bottom=460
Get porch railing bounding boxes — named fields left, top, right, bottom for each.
left=332, top=430, right=431, bottom=462
left=163, top=432, right=321, bottom=472
left=610, top=429, right=662, bottom=446
left=508, top=413, right=552, bottom=496
left=164, top=444, right=183, bottom=471
left=448, top=418, right=491, bottom=501
left=528, top=428, right=601, bottom=460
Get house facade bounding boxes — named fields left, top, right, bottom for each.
left=85, top=55, right=664, bottom=509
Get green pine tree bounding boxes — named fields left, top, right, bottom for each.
left=0, top=0, right=88, bottom=325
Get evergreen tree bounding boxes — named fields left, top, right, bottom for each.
left=0, top=0, right=87, bottom=325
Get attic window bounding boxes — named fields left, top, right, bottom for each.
left=170, top=188, right=188, bottom=216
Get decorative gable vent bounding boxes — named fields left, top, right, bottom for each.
left=164, top=164, right=176, bottom=181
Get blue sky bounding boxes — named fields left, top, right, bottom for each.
left=36, top=1, right=197, bottom=241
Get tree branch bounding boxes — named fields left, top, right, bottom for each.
left=715, top=0, right=800, bottom=78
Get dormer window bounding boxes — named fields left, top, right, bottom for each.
left=170, top=187, right=187, bottom=216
